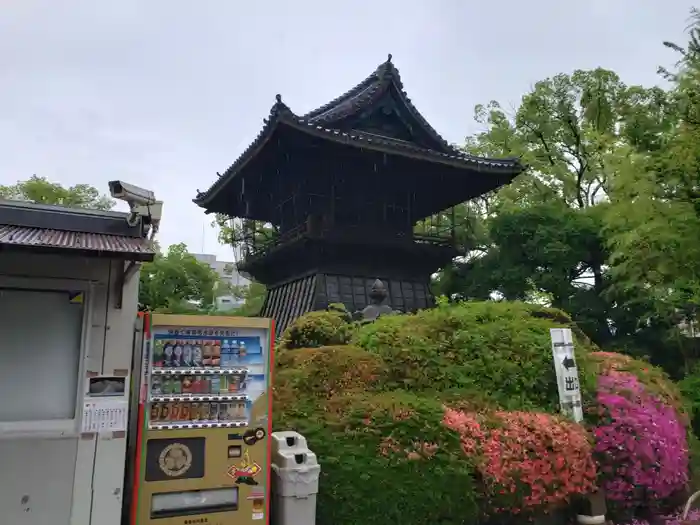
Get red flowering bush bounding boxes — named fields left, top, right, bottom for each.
left=443, top=407, right=597, bottom=516
left=593, top=369, right=689, bottom=518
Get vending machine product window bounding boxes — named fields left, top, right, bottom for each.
left=146, top=327, right=268, bottom=430
left=0, top=287, right=85, bottom=423
left=133, top=314, right=273, bottom=525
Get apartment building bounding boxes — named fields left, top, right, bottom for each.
left=192, top=253, right=251, bottom=311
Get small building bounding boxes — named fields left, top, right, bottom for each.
left=192, top=252, right=251, bottom=310
left=0, top=199, right=156, bottom=525
left=194, top=55, right=524, bottom=333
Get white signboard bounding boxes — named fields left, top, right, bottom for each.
left=81, top=399, right=128, bottom=434
left=550, top=328, right=583, bottom=423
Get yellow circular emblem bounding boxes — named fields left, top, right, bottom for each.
left=158, top=443, right=193, bottom=477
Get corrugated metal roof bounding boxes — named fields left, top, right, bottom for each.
left=0, top=224, right=155, bottom=260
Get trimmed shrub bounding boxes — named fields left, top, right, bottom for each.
left=278, top=310, right=353, bottom=350
left=589, top=351, right=686, bottom=414
left=273, top=345, right=387, bottom=406
left=275, top=389, right=482, bottom=525
left=354, top=301, right=597, bottom=412
left=272, top=303, right=696, bottom=524
left=591, top=369, right=689, bottom=519
left=680, top=363, right=700, bottom=435
left=273, top=342, right=597, bottom=523
left=444, top=408, right=597, bottom=517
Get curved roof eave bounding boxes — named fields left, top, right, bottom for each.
left=194, top=105, right=525, bottom=209
left=303, top=55, right=468, bottom=157
left=194, top=96, right=291, bottom=208
left=194, top=63, right=529, bottom=209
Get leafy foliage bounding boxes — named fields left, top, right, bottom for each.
left=436, top=15, right=700, bottom=379
left=274, top=301, right=697, bottom=523
left=139, top=243, right=220, bottom=312
left=274, top=345, right=387, bottom=407
left=353, top=301, right=598, bottom=411
left=214, top=215, right=278, bottom=255
left=278, top=309, right=354, bottom=351
left=225, top=281, right=267, bottom=317
left=275, top=389, right=481, bottom=525
left=444, top=409, right=597, bottom=515
left=438, top=69, right=666, bottom=351
left=275, top=302, right=602, bottom=524
left=592, top=371, right=689, bottom=519
left=0, top=175, right=115, bottom=210
left=679, top=363, right=700, bottom=438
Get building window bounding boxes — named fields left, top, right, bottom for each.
left=0, top=288, right=84, bottom=422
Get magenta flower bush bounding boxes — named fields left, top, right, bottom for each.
left=593, top=369, right=689, bottom=517
left=620, top=508, right=700, bottom=525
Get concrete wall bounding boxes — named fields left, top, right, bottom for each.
left=0, top=251, right=140, bottom=525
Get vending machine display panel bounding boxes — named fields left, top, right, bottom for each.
left=132, top=315, right=273, bottom=525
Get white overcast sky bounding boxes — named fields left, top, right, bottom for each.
left=0, top=0, right=694, bottom=261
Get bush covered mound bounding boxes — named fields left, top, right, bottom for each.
left=353, top=301, right=599, bottom=411
left=273, top=301, right=694, bottom=525
left=443, top=408, right=597, bottom=514
left=278, top=309, right=352, bottom=351
left=592, top=370, right=688, bottom=516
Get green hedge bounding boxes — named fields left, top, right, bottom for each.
left=275, top=389, right=481, bottom=525
left=278, top=310, right=353, bottom=350
left=353, top=301, right=598, bottom=412
left=273, top=300, right=695, bottom=524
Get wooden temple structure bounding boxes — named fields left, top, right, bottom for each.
left=194, top=55, right=524, bottom=333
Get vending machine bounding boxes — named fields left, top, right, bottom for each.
left=130, top=314, right=274, bottom=525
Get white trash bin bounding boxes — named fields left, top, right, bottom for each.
left=271, top=431, right=321, bottom=525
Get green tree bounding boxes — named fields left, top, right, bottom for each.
left=212, top=216, right=270, bottom=317
left=214, top=215, right=278, bottom=257
left=603, top=10, right=700, bottom=373
left=139, top=243, right=220, bottom=312
left=438, top=9, right=700, bottom=377
left=440, top=70, right=661, bottom=341
left=435, top=64, right=691, bottom=369
left=0, top=175, right=115, bottom=210
left=229, top=282, right=267, bottom=317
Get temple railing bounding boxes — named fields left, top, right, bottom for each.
left=237, top=223, right=454, bottom=263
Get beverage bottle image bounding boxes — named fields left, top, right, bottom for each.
left=212, top=341, right=222, bottom=367
left=173, top=342, right=183, bottom=367
left=231, top=340, right=240, bottom=362
left=239, top=341, right=247, bottom=361
left=183, top=342, right=193, bottom=367
left=228, top=374, right=240, bottom=393
left=151, top=377, right=162, bottom=395
left=202, top=341, right=212, bottom=367
left=191, top=340, right=202, bottom=366
left=210, top=375, right=220, bottom=393
left=221, top=339, right=230, bottom=368
left=192, top=345, right=203, bottom=368
left=163, top=344, right=173, bottom=368
left=153, top=340, right=164, bottom=367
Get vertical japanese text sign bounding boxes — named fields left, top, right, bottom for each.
left=550, top=328, right=584, bottom=423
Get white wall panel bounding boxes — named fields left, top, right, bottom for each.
left=0, top=252, right=140, bottom=525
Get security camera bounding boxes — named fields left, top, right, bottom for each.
left=108, top=180, right=157, bottom=207
left=107, top=180, right=163, bottom=234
